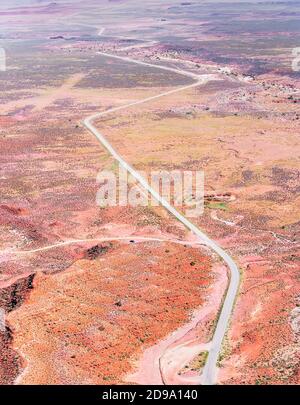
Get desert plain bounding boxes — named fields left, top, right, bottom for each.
left=0, top=0, right=299, bottom=385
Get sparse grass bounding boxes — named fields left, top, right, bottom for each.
left=217, top=334, right=231, bottom=366
left=136, top=207, right=162, bottom=227
left=180, top=351, right=209, bottom=374
left=206, top=202, right=228, bottom=211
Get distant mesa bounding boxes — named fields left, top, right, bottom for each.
left=46, top=2, right=59, bottom=9
left=49, top=35, right=65, bottom=40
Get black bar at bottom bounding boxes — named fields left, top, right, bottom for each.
left=0, top=385, right=297, bottom=402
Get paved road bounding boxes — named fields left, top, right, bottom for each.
left=83, top=52, right=240, bottom=385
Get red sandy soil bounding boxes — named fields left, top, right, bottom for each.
left=219, top=253, right=300, bottom=385
left=7, top=241, right=212, bottom=385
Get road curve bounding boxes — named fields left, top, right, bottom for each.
left=82, top=52, right=240, bottom=385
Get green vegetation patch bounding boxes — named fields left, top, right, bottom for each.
left=206, top=202, right=228, bottom=211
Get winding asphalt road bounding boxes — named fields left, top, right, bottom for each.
left=82, top=52, right=240, bottom=385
